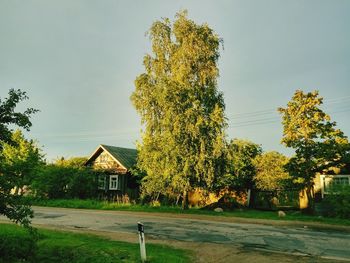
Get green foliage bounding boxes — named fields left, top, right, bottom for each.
left=253, top=151, right=290, bottom=191
left=0, top=89, right=39, bottom=227
left=55, top=156, right=88, bottom=168
left=0, top=130, right=44, bottom=194
left=322, top=185, right=350, bottom=219
left=279, top=90, right=350, bottom=211
left=218, top=139, right=262, bottom=192
left=0, top=89, right=38, bottom=146
left=31, top=165, right=69, bottom=199
left=67, top=169, right=97, bottom=199
left=31, top=161, right=97, bottom=199
left=0, top=224, right=191, bottom=263
left=0, top=224, right=36, bottom=262
left=131, top=11, right=227, bottom=207
left=254, top=190, right=300, bottom=210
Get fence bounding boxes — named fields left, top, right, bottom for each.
left=253, top=189, right=300, bottom=210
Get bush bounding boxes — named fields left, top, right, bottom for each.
left=254, top=190, right=300, bottom=210
left=30, top=165, right=97, bottom=199
left=0, top=224, right=36, bottom=262
left=322, top=185, right=350, bottom=219
left=0, top=224, right=190, bottom=263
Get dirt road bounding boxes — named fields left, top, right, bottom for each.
left=2, top=206, right=350, bottom=262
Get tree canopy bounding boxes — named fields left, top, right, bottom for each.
left=31, top=163, right=96, bottom=199
left=253, top=151, right=290, bottom=191
left=131, top=11, right=227, bottom=208
left=54, top=156, right=88, bottom=168
left=279, top=90, right=350, bottom=211
left=0, top=130, right=44, bottom=195
left=218, top=139, right=262, bottom=193
left=0, top=89, right=39, bottom=226
left=0, top=89, right=38, bottom=146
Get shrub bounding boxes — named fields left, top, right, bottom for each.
left=322, top=185, right=350, bottom=219
left=30, top=165, right=97, bottom=199
left=0, top=224, right=37, bottom=262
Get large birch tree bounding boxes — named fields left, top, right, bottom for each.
left=131, top=11, right=227, bottom=208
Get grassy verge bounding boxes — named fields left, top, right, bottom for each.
left=28, top=198, right=350, bottom=226
left=0, top=223, right=191, bottom=263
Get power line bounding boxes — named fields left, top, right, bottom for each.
left=230, top=108, right=350, bottom=129
left=30, top=95, right=350, bottom=139
left=230, top=116, right=279, bottom=126
left=231, top=120, right=280, bottom=128
left=227, top=95, right=350, bottom=120
left=325, top=96, right=350, bottom=104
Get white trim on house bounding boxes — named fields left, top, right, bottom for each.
left=320, top=174, right=350, bottom=198
left=100, top=145, right=128, bottom=171
left=85, top=145, right=128, bottom=171
left=109, top=174, right=119, bottom=190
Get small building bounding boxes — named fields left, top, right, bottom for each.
left=317, top=174, right=350, bottom=198
left=85, top=144, right=139, bottom=200
left=299, top=173, right=350, bottom=210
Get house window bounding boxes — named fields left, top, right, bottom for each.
left=98, top=175, right=106, bottom=190
left=109, top=175, right=119, bottom=190
left=322, top=175, right=350, bottom=197
left=325, top=177, right=349, bottom=190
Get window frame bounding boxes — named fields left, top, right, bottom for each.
left=321, top=174, right=350, bottom=198
left=109, top=174, right=119, bottom=190
left=97, top=174, right=106, bottom=190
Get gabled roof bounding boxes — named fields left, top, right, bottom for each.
left=86, top=144, right=137, bottom=170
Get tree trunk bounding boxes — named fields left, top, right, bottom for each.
left=248, top=188, right=255, bottom=208
left=304, top=185, right=315, bottom=214
left=175, top=194, right=181, bottom=206
left=181, top=190, right=189, bottom=210
left=155, top=192, right=160, bottom=202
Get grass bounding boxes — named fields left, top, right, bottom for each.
left=0, top=223, right=191, bottom=263
left=27, top=198, right=350, bottom=226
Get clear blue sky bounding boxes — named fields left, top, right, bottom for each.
left=1, top=0, right=349, bottom=161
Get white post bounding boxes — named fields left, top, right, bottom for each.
left=138, top=222, right=147, bottom=262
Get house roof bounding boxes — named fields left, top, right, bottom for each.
left=86, top=144, right=137, bottom=170
left=101, top=144, right=137, bottom=170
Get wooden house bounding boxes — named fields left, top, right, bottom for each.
left=85, top=144, right=138, bottom=200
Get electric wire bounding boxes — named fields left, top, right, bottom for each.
left=31, top=95, right=350, bottom=139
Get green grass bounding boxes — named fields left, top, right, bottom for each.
left=0, top=223, right=191, bottom=263
left=27, top=198, right=350, bottom=226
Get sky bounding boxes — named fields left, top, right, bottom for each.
left=0, top=0, right=349, bottom=161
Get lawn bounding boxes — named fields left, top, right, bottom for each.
left=28, top=198, right=350, bottom=226
left=0, top=223, right=191, bottom=263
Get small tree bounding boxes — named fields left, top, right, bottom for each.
left=218, top=139, right=262, bottom=199
left=253, top=151, right=290, bottom=191
left=279, top=90, right=349, bottom=213
left=131, top=11, right=227, bottom=209
left=0, top=130, right=44, bottom=195
left=30, top=164, right=70, bottom=199
left=31, top=157, right=96, bottom=199
left=0, top=89, right=38, bottom=226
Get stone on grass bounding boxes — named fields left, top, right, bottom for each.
left=278, top=210, right=286, bottom=217
left=214, top=207, right=224, bottom=213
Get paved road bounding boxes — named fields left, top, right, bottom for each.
left=3, top=206, right=350, bottom=261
